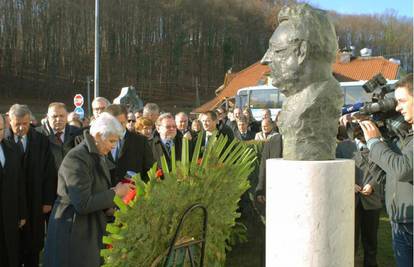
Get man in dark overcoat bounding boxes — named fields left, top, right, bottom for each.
left=36, top=103, right=82, bottom=205
left=6, top=104, right=55, bottom=267
left=0, top=114, right=27, bottom=267
left=233, top=115, right=256, bottom=141
left=104, top=104, right=155, bottom=184
left=37, top=102, right=82, bottom=166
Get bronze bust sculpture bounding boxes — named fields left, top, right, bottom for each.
left=261, top=4, right=343, bottom=160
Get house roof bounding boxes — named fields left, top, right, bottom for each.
left=193, top=56, right=400, bottom=113
left=332, top=56, right=400, bottom=82
left=193, top=62, right=270, bottom=113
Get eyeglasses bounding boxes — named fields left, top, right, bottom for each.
left=161, top=125, right=177, bottom=129
left=128, top=120, right=136, bottom=123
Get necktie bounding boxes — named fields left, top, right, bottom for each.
left=115, top=141, right=121, bottom=161
left=17, top=136, right=25, bottom=153
left=0, top=145, right=5, bottom=168
left=165, top=140, right=172, bottom=156
left=55, top=132, right=63, bottom=144
left=205, top=135, right=211, bottom=147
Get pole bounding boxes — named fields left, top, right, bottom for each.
left=94, top=0, right=100, bottom=98
left=195, top=76, right=200, bottom=107
left=86, top=76, right=92, bottom=117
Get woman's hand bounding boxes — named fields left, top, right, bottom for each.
left=113, top=182, right=136, bottom=197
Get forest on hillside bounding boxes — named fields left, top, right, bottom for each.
left=0, top=0, right=412, bottom=104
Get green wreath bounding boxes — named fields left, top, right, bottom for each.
left=101, top=133, right=256, bottom=267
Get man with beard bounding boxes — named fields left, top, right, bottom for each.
left=261, top=4, right=342, bottom=160
left=6, top=104, right=55, bottom=267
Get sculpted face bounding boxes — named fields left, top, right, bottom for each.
left=261, top=21, right=306, bottom=96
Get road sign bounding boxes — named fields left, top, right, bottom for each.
left=74, top=94, right=84, bottom=107
left=74, top=107, right=85, bottom=120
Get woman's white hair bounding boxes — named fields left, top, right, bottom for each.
left=90, top=112, right=123, bottom=139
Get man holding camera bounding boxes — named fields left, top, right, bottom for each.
left=359, top=74, right=413, bottom=267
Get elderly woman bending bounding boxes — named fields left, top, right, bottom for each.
left=44, top=113, right=134, bottom=267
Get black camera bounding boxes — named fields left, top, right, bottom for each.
left=346, top=74, right=410, bottom=141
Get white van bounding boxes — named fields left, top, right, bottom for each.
left=235, top=80, right=399, bottom=121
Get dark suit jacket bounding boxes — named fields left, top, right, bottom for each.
left=36, top=123, right=82, bottom=174
left=0, top=140, right=27, bottom=267
left=5, top=127, right=55, bottom=251
left=44, top=131, right=116, bottom=267
left=248, top=120, right=261, bottom=134
left=150, top=131, right=184, bottom=171
left=193, top=127, right=234, bottom=159
left=234, top=130, right=255, bottom=141
left=256, top=134, right=283, bottom=196
left=108, top=130, right=155, bottom=185
left=336, top=140, right=382, bottom=210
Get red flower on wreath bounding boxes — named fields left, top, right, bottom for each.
left=197, top=158, right=203, bottom=165
left=123, top=190, right=136, bottom=204
left=156, top=168, right=163, bottom=179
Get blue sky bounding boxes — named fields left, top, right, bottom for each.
left=303, top=0, right=413, bottom=18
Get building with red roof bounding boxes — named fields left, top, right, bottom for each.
left=193, top=54, right=400, bottom=113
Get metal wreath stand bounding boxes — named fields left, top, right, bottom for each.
left=163, top=203, right=208, bottom=267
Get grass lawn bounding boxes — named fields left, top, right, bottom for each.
left=360, top=211, right=395, bottom=267
left=226, top=208, right=395, bottom=267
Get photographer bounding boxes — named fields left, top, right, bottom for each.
left=358, top=74, right=413, bottom=267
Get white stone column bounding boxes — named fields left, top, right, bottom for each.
left=266, top=159, right=354, bottom=267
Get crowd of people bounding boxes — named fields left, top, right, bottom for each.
left=0, top=74, right=412, bottom=267
left=0, top=95, right=279, bottom=267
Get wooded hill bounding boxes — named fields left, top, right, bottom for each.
left=0, top=0, right=412, bottom=108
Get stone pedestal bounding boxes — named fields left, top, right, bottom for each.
left=266, top=159, right=354, bottom=267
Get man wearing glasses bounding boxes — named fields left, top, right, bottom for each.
left=92, top=97, right=111, bottom=120
left=150, top=113, right=184, bottom=171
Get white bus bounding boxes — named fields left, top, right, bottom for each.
left=235, top=80, right=399, bottom=121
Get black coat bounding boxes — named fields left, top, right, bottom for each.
left=108, top=130, right=155, bottom=184
left=5, top=127, right=55, bottom=252
left=248, top=120, right=261, bottom=134
left=44, top=131, right=116, bottom=267
left=0, top=140, right=27, bottom=267
left=36, top=123, right=82, bottom=168
left=197, top=127, right=234, bottom=148
left=256, top=134, right=283, bottom=196
left=150, top=131, right=185, bottom=171
left=234, top=130, right=255, bottom=141
left=36, top=123, right=82, bottom=199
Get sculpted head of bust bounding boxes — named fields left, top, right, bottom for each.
left=261, top=4, right=338, bottom=97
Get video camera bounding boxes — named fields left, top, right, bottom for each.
left=342, top=74, right=410, bottom=141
